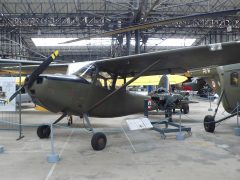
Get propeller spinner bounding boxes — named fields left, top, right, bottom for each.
left=8, top=50, right=59, bottom=102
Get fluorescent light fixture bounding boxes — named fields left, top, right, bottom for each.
left=32, top=37, right=195, bottom=47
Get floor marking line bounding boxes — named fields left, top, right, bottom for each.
left=59, top=130, right=74, bottom=156
left=45, top=130, right=74, bottom=180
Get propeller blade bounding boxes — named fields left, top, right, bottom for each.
left=9, top=86, right=24, bottom=102
left=62, top=8, right=240, bottom=44
left=27, top=50, right=59, bottom=88
left=8, top=50, right=59, bottom=102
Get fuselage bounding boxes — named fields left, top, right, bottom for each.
left=26, top=74, right=147, bottom=117
left=217, top=64, right=240, bottom=113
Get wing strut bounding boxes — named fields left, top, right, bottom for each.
left=86, top=58, right=163, bottom=113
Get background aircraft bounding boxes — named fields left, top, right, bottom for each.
left=187, top=63, right=240, bottom=133
left=148, top=74, right=192, bottom=121
left=182, top=77, right=209, bottom=95
left=7, top=41, right=240, bottom=151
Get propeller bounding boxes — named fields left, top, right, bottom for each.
left=8, top=50, right=59, bottom=102
left=62, top=8, right=240, bottom=44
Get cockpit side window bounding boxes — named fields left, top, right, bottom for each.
left=98, top=72, right=116, bottom=90
left=230, top=72, right=239, bottom=86
left=97, top=71, right=119, bottom=90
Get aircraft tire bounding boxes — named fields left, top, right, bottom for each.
left=181, top=104, right=189, bottom=114
left=204, top=115, right=215, bottom=133
left=91, top=132, right=107, bottom=151
left=37, top=125, right=51, bottom=139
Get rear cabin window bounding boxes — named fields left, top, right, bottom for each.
left=230, top=72, right=239, bottom=86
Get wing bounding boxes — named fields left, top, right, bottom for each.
left=186, top=66, right=218, bottom=78
left=0, top=64, right=68, bottom=75
left=0, top=59, right=43, bottom=65
left=95, top=41, right=240, bottom=77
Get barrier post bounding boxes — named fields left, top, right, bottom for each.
left=234, top=102, right=240, bottom=136
left=176, top=112, right=185, bottom=140
left=144, top=99, right=148, bottom=117
left=47, top=123, right=60, bottom=163
left=0, top=145, right=4, bottom=154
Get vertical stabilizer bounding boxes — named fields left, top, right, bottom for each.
left=159, top=74, right=169, bottom=92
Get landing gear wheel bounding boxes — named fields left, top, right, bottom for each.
left=91, top=132, right=107, bottom=151
left=181, top=104, right=189, bottom=114
left=37, top=125, right=51, bottom=139
left=204, top=115, right=215, bottom=133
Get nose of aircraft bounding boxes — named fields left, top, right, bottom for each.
left=8, top=50, right=59, bottom=102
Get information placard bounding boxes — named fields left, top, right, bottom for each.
left=0, top=77, right=16, bottom=111
left=126, top=118, right=153, bottom=130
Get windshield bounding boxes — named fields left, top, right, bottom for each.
left=74, top=62, right=118, bottom=90
left=74, top=63, right=96, bottom=83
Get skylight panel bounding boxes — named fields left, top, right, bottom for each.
left=32, top=37, right=195, bottom=47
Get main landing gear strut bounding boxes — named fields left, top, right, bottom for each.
left=36, top=113, right=107, bottom=151
left=203, top=91, right=238, bottom=133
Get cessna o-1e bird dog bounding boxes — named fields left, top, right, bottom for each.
left=7, top=41, right=240, bottom=150
left=187, top=62, right=240, bottom=133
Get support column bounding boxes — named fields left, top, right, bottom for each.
left=126, top=32, right=131, bottom=55
left=135, top=29, right=140, bottom=54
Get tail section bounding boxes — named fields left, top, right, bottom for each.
left=158, top=74, right=169, bottom=92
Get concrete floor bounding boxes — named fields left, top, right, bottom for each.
left=0, top=98, right=240, bottom=180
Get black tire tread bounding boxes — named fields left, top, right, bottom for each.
left=91, top=132, right=107, bottom=151
left=204, top=115, right=215, bottom=133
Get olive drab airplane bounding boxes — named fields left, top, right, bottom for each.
left=187, top=62, right=240, bottom=133
left=5, top=41, right=240, bottom=151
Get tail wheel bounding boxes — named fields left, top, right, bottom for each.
left=204, top=115, right=215, bottom=133
left=37, top=125, right=51, bottom=138
left=91, top=132, right=107, bottom=151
